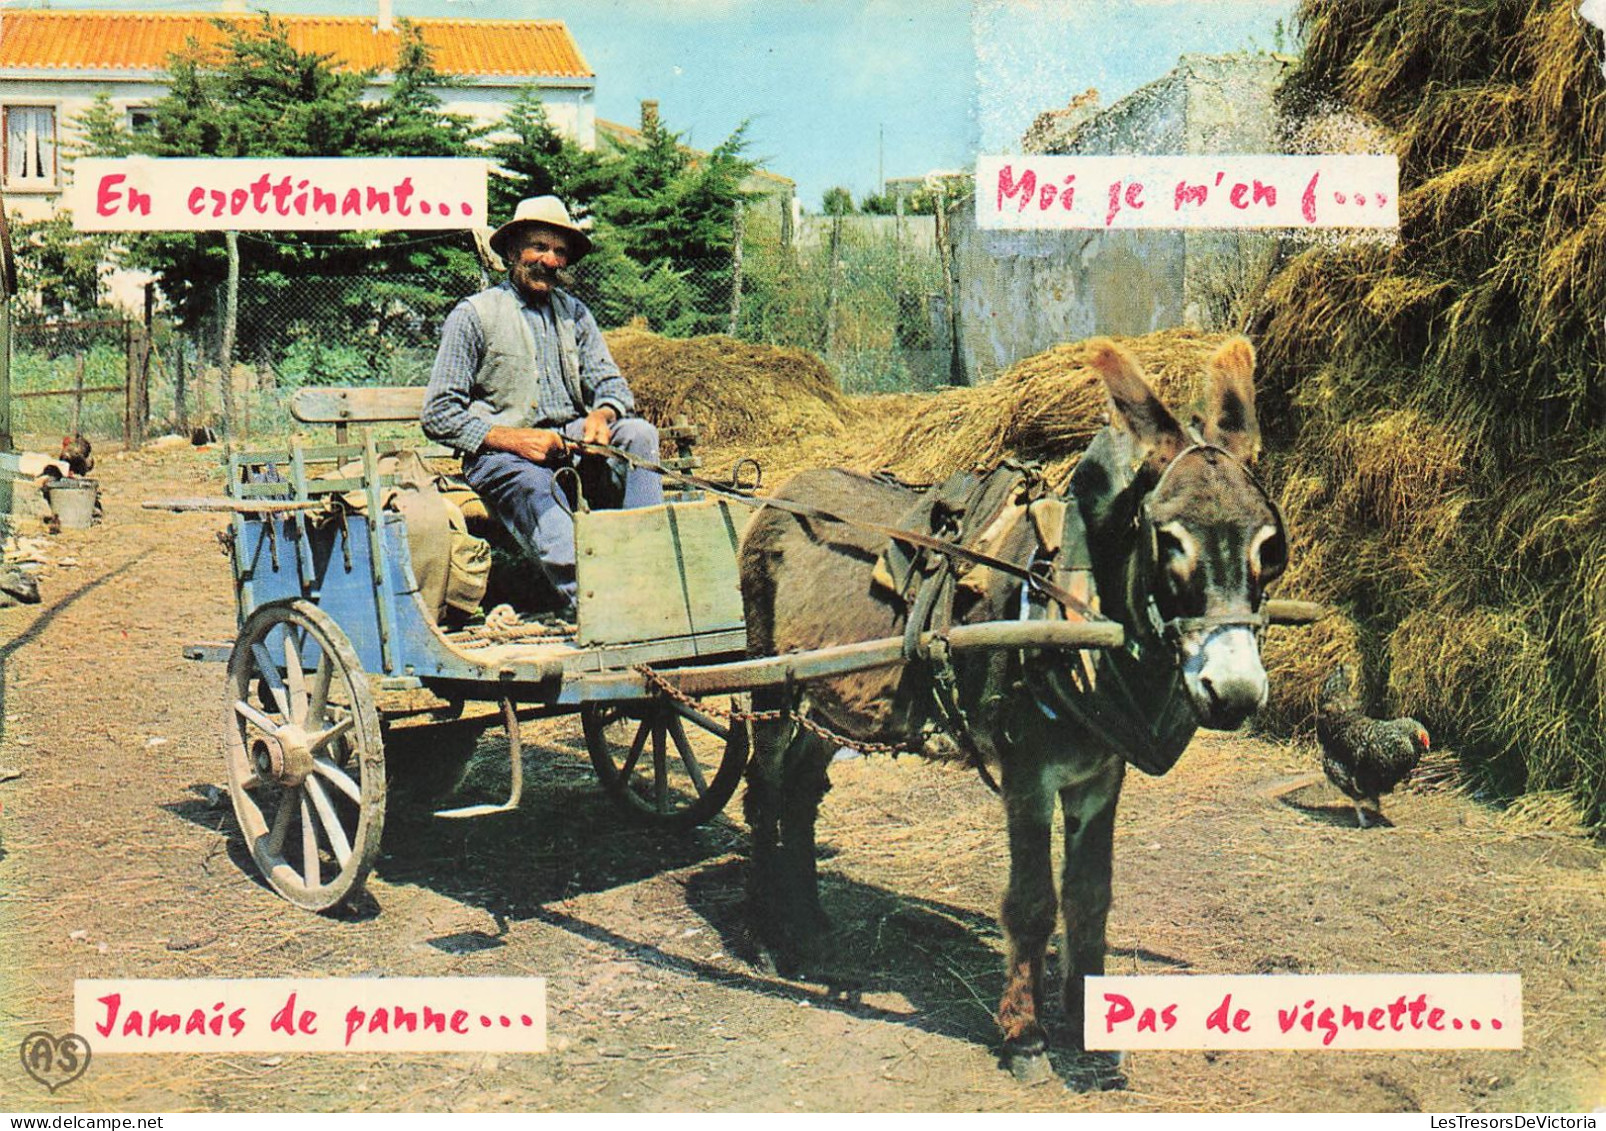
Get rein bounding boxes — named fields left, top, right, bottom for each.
left=571, top=439, right=1104, bottom=624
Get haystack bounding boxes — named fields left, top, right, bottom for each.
left=1255, top=0, right=1606, bottom=827
left=842, top=328, right=1233, bottom=483
left=606, top=328, right=854, bottom=447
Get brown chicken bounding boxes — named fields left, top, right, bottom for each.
left=59, top=434, right=93, bottom=477
left=1316, top=664, right=1429, bottom=827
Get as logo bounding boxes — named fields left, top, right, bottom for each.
left=19, top=1031, right=91, bottom=1092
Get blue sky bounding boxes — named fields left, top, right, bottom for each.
left=6, top=0, right=1299, bottom=209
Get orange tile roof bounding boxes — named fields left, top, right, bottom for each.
left=0, top=10, right=592, bottom=79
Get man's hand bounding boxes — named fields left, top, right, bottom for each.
left=581, top=406, right=618, bottom=446
left=482, top=425, right=571, bottom=464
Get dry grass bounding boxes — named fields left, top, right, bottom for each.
left=607, top=327, right=857, bottom=448
left=613, top=325, right=1231, bottom=489
left=1252, top=0, right=1606, bottom=829
left=843, top=329, right=1228, bottom=484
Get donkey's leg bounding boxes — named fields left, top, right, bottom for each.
left=997, top=772, right=1058, bottom=1072
left=778, top=724, right=836, bottom=937
left=743, top=687, right=792, bottom=940
left=1059, top=758, right=1125, bottom=1050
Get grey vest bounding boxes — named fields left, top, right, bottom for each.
left=465, top=284, right=586, bottom=429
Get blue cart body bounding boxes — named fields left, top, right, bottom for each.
left=223, top=433, right=750, bottom=704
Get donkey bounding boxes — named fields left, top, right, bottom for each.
left=737, top=337, right=1287, bottom=1076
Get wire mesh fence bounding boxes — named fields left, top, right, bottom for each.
left=6, top=318, right=135, bottom=442
left=40, top=218, right=956, bottom=441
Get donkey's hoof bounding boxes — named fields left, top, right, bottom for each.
left=1001, top=1030, right=1051, bottom=1082
left=1007, top=1051, right=1057, bottom=1084
left=1061, top=1050, right=1128, bottom=1093
left=785, top=940, right=865, bottom=989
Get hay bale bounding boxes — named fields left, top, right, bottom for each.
left=606, top=329, right=854, bottom=448
left=1324, top=407, right=1471, bottom=540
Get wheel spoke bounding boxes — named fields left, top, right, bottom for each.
left=234, top=698, right=280, bottom=738
left=283, top=633, right=309, bottom=725
left=251, top=641, right=292, bottom=717
left=307, top=656, right=332, bottom=728
left=308, top=716, right=354, bottom=756
left=299, top=792, right=320, bottom=888
left=312, top=755, right=361, bottom=804
left=652, top=722, right=668, bottom=814
left=667, top=716, right=708, bottom=796
left=305, top=777, right=353, bottom=867
left=669, top=698, right=730, bottom=742
left=620, top=718, right=651, bottom=779
left=265, top=788, right=294, bottom=854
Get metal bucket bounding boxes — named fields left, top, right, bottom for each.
left=43, top=477, right=97, bottom=530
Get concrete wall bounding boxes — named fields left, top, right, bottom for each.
left=954, top=226, right=1187, bottom=381
left=440, top=83, right=593, bottom=149
left=952, top=53, right=1292, bottom=382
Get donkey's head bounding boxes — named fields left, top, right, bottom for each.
left=1089, top=337, right=1286, bottom=730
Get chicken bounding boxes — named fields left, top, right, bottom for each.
left=1316, top=664, right=1429, bottom=828
left=59, top=434, right=93, bottom=477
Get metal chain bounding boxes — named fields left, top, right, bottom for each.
left=633, top=664, right=922, bottom=756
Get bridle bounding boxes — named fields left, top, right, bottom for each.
left=1128, top=442, right=1288, bottom=650
left=1008, top=440, right=1286, bottom=773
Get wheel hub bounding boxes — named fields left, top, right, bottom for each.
left=252, top=725, right=315, bottom=786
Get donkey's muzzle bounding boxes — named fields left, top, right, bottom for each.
left=1183, top=625, right=1269, bottom=730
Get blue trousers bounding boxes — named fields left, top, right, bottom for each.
left=463, top=417, right=663, bottom=606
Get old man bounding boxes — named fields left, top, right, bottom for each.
left=423, top=196, right=663, bottom=617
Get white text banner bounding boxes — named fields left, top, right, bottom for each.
left=66, top=157, right=488, bottom=232
left=1085, top=973, right=1520, bottom=1050
left=976, top=154, right=1399, bottom=230
left=75, top=977, right=546, bottom=1053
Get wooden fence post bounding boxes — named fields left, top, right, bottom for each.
left=174, top=335, right=188, bottom=435
left=138, top=282, right=153, bottom=446
left=728, top=200, right=744, bottom=337
left=0, top=299, right=9, bottom=455
left=0, top=193, right=14, bottom=454
left=933, top=185, right=965, bottom=387
left=220, top=230, right=240, bottom=441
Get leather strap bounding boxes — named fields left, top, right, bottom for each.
left=572, top=440, right=1105, bottom=625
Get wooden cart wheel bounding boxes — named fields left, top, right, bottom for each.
left=581, top=693, right=749, bottom=830
left=224, top=599, right=386, bottom=912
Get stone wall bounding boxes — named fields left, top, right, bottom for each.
left=952, top=53, right=1292, bottom=382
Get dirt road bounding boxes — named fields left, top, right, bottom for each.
left=0, top=446, right=1601, bottom=1112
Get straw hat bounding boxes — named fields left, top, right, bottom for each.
left=488, top=195, right=593, bottom=262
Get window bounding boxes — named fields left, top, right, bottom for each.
left=4, top=105, right=57, bottom=188
left=127, top=106, right=157, bottom=135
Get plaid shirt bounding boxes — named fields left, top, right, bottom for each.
left=421, top=283, right=633, bottom=455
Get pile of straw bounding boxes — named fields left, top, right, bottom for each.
left=1254, top=0, right=1606, bottom=826
left=606, top=328, right=856, bottom=447
left=840, top=328, right=1232, bottom=484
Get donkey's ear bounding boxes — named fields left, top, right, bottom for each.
left=1086, top=338, right=1187, bottom=471
left=1202, top=336, right=1261, bottom=462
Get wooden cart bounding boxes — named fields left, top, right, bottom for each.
left=177, top=389, right=1130, bottom=913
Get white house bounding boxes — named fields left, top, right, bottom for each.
left=0, top=6, right=598, bottom=221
